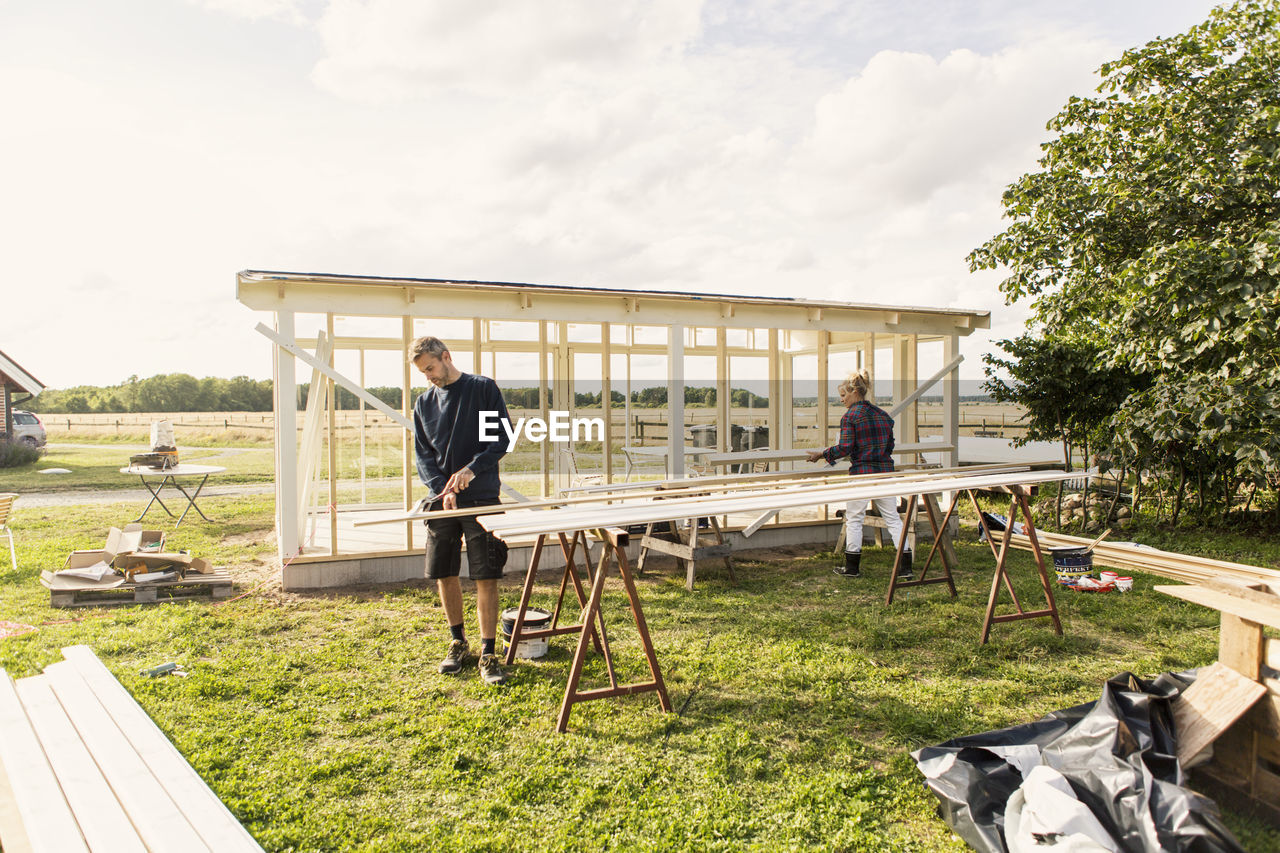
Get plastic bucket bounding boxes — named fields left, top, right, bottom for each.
left=500, top=607, right=552, bottom=659
left=1050, top=546, right=1093, bottom=585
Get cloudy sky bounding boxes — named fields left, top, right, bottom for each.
left=2, top=0, right=1221, bottom=389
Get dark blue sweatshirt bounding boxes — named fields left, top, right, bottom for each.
left=412, top=373, right=509, bottom=504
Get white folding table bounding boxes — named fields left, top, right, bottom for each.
left=119, top=464, right=226, bottom=526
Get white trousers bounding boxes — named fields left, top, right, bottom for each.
left=844, top=496, right=907, bottom=553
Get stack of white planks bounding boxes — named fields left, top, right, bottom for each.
left=1007, top=530, right=1280, bottom=591
left=0, top=645, right=262, bottom=852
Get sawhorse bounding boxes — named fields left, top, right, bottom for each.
left=636, top=516, right=735, bottom=591
left=884, top=486, right=1060, bottom=645
left=504, top=530, right=604, bottom=666
left=505, top=527, right=672, bottom=732
left=885, top=493, right=959, bottom=604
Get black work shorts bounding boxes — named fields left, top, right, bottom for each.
left=425, top=500, right=508, bottom=581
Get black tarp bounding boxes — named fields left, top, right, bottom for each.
left=911, top=670, right=1245, bottom=852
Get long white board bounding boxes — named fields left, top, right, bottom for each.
left=479, top=468, right=1080, bottom=539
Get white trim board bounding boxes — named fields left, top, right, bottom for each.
left=480, top=469, right=1079, bottom=539
left=354, top=464, right=1031, bottom=527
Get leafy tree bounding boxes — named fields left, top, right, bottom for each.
left=970, top=0, right=1280, bottom=524
left=984, top=334, right=1138, bottom=528
left=634, top=387, right=668, bottom=407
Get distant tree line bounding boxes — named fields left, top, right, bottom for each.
left=27, top=375, right=772, bottom=414
left=27, top=374, right=275, bottom=413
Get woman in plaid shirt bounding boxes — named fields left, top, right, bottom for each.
left=806, top=369, right=912, bottom=579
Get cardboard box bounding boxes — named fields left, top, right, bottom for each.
left=58, top=524, right=207, bottom=576
left=116, top=525, right=165, bottom=555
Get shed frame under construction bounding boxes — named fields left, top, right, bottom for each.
left=236, top=270, right=990, bottom=588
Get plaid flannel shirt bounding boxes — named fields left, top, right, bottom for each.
left=822, top=400, right=895, bottom=474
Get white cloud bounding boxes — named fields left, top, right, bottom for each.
left=311, top=0, right=704, bottom=101
left=783, top=36, right=1110, bottom=219
left=1, top=0, right=1225, bottom=386
left=185, top=0, right=310, bottom=25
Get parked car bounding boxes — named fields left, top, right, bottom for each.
left=11, top=410, right=46, bottom=449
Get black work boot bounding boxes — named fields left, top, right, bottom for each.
left=835, top=551, right=861, bottom=578
left=896, top=550, right=914, bottom=581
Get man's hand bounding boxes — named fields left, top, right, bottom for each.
left=444, top=467, right=474, bottom=494
left=806, top=450, right=824, bottom=463
left=442, top=491, right=458, bottom=511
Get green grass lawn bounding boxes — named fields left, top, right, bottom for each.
left=1, top=498, right=1278, bottom=851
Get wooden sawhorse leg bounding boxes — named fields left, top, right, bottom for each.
left=885, top=492, right=960, bottom=605
left=557, top=527, right=672, bottom=733
left=637, top=518, right=733, bottom=591
left=504, top=531, right=604, bottom=667
left=968, top=487, right=1062, bottom=644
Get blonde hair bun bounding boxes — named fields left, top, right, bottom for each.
left=844, top=369, right=872, bottom=399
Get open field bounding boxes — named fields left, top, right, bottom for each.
left=35, top=401, right=1030, bottom=447
left=1, top=494, right=1277, bottom=851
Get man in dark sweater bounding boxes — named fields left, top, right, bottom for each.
left=410, top=336, right=511, bottom=685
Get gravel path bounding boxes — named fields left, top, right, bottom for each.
left=18, top=482, right=276, bottom=508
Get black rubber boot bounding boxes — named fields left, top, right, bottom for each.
left=896, top=550, right=914, bottom=581
left=835, top=551, right=861, bottom=577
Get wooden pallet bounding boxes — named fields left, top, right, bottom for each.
left=43, top=571, right=234, bottom=609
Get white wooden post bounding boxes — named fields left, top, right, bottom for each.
left=273, top=310, right=299, bottom=561
left=943, top=334, right=960, bottom=469
left=602, top=322, right=613, bottom=482
left=668, top=324, right=685, bottom=477
left=716, top=327, right=729, bottom=453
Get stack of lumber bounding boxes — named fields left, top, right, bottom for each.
left=0, top=645, right=262, bottom=852
left=1007, top=530, right=1280, bottom=591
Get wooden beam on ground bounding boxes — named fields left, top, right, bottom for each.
left=1010, top=532, right=1280, bottom=590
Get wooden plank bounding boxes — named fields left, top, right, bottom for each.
left=1154, top=585, right=1280, bottom=633
left=1208, top=722, right=1256, bottom=783
left=1220, top=613, right=1266, bottom=680
left=1266, top=637, right=1280, bottom=672
left=0, top=744, right=34, bottom=853
left=43, top=661, right=210, bottom=853
left=59, top=646, right=263, bottom=852
left=1192, top=766, right=1280, bottom=826
left=1172, top=661, right=1267, bottom=765
left=638, top=537, right=731, bottom=561
left=484, top=469, right=1077, bottom=539
left=0, top=669, right=89, bottom=852
left=1254, top=762, right=1280, bottom=808
left=1250, top=691, right=1280, bottom=741
left=1010, top=531, right=1280, bottom=587
left=14, top=675, right=145, bottom=852
left=1258, top=732, right=1280, bottom=766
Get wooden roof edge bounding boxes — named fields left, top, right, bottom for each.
left=0, top=348, right=45, bottom=396
left=236, top=269, right=991, bottom=323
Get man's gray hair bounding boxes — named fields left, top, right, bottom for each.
left=408, top=336, right=449, bottom=362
